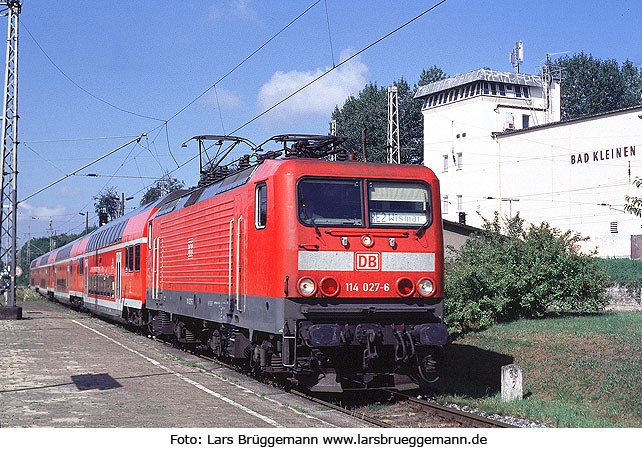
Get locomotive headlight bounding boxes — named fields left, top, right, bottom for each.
left=297, top=277, right=317, bottom=297
left=417, top=278, right=435, bottom=297
left=361, top=235, right=374, bottom=247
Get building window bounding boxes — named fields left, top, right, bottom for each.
left=443, top=196, right=449, bottom=214
left=523, top=87, right=530, bottom=98
left=443, top=155, right=449, bottom=171
left=457, top=152, right=463, bottom=169
left=522, top=114, right=530, bottom=129
left=610, top=221, right=618, bottom=234
left=457, top=195, right=463, bottom=211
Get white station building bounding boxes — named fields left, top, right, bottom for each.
left=415, top=68, right=642, bottom=258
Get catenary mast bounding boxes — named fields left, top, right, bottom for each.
left=0, top=0, right=21, bottom=318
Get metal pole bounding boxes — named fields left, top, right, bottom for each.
left=387, top=86, right=400, bottom=164
left=0, top=1, right=19, bottom=312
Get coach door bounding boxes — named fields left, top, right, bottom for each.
left=150, top=224, right=161, bottom=300
left=83, top=258, right=88, bottom=300
left=115, top=251, right=122, bottom=307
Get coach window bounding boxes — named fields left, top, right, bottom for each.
left=148, top=222, right=153, bottom=250
left=127, top=245, right=134, bottom=272
left=255, top=183, right=267, bottom=229
left=134, top=244, right=140, bottom=272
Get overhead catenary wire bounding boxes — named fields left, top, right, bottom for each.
left=20, top=134, right=145, bottom=204
left=323, top=0, right=336, bottom=67
left=165, top=0, right=322, bottom=124
left=230, top=0, right=449, bottom=135
left=20, top=19, right=167, bottom=123
left=27, top=1, right=449, bottom=238
left=101, top=0, right=451, bottom=198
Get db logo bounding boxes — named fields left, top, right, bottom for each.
left=355, top=252, right=380, bottom=271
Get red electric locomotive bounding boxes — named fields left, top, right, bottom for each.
left=30, top=135, right=447, bottom=392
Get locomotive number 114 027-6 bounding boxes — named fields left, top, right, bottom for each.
left=345, top=282, right=390, bottom=292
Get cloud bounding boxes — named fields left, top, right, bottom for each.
left=202, top=86, right=241, bottom=109
left=230, top=0, right=260, bottom=22
left=207, top=1, right=260, bottom=23
left=19, top=202, right=67, bottom=220
left=257, top=51, right=368, bottom=123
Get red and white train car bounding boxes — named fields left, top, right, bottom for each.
left=31, top=137, right=447, bottom=391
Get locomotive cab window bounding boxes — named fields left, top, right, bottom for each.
left=255, top=183, right=267, bottom=229
left=368, top=181, right=431, bottom=228
left=297, top=179, right=364, bottom=227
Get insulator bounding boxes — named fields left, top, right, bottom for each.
left=239, top=154, right=250, bottom=169
left=336, top=150, right=348, bottom=161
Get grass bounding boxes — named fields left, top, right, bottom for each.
left=430, top=312, right=642, bottom=427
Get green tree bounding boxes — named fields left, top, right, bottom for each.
left=556, top=52, right=642, bottom=120
left=93, top=186, right=120, bottom=221
left=140, top=173, right=185, bottom=206
left=445, top=213, right=610, bottom=337
left=624, top=177, right=642, bottom=217
left=331, top=67, right=446, bottom=164
left=417, top=65, right=447, bottom=87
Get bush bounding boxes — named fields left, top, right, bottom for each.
left=444, top=214, right=610, bottom=337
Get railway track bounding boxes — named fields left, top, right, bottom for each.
left=53, top=298, right=515, bottom=428
left=298, top=391, right=516, bottom=428
left=398, top=395, right=515, bottom=428
left=159, top=333, right=515, bottom=428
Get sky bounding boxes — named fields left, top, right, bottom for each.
left=8, top=0, right=642, bottom=249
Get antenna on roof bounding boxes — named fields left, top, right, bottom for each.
left=509, top=41, right=524, bottom=73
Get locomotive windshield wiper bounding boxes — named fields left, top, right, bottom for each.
left=299, top=197, right=321, bottom=236
left=415, top=221, right=429, bottom=237
left=415, top=193, right=431, bottom=237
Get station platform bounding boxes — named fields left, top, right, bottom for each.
left=0, top=300, right=372, bottom=428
